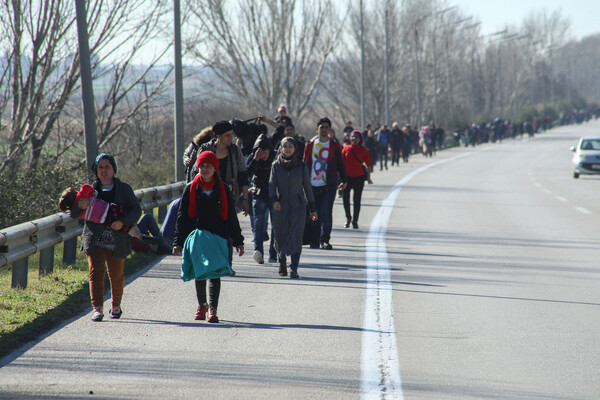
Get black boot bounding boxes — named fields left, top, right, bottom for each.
left=290, top=267, right=299, bottom=279
left=278, top=261, right=287, bottom=277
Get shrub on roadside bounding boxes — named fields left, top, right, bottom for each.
left=0, top=163, right=87, bottom=229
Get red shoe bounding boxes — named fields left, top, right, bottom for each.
left=207, top=307, right=219, bottom=323
left=195, top=303, right=208, bottom=320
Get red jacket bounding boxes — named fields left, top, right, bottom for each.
left=342, top=144, right=371, bottom=178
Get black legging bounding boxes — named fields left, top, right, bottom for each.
left=343, top=177, right=365, bottom=223
left=195, top=278, right=221, bottom=309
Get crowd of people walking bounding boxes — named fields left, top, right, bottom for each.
left=67, top=104, right=460, bottom=324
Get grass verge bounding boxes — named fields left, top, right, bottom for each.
left=0, top=239, right=160, bottom=360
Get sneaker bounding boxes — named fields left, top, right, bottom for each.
left=320, top=242, right=333, bottom=250
left=268, top=257, right=277, bottom=263
left=253, top=250, right=264, bottom=264
left=195, top=303, right=208, bottom=320
left=344, top=220, right=350, bottom=228
left=207, top=307, right=219, bottom=323
left=230, top=269, right=236, bottom=277
left=141, top=234, right=159, bottom=245
left=91, top=307, right=104, bottom=322
left=309, top=243, right=320, bottom=249
left=263, top=232, right=269, bottom=241
left=109, top=306, right=122, bottom=319
left=352, top=221, right=359, bottom=229
left=290, top=269, right=299, bottom=279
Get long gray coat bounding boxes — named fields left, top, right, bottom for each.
left=269, top=161, right=315, bottom=257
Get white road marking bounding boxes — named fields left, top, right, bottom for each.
left=543, top=189, right=553, bottom=194
left=362, top=152, right=474, bottom=399
left=555, top=196, right=568, bottom=202
left=574, top=206, right=592, bottom=214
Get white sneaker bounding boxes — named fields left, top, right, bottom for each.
left=253, top=250, right=264, bottom=264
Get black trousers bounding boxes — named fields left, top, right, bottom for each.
left=342, top=177, right=365, bottom=223
left=195, top=278, right=221, bottom=309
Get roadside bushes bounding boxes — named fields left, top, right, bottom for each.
left=0, top=163, right=87, bottom=229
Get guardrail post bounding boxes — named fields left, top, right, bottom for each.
left=40, top=246, right=54, bottom=276
left=63, top=237, right=77, bottom=265
left=158, top=205, right=167, bottom=224
left=11, top=258, right=28, bottom=289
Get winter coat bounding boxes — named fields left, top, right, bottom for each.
left=269, top=160, right=315, bottom=256
left=69, top=178, right=141, bottom=259
left=342, top=144, right=371, bottom=178
left=174, top=180, right=244, bottom=248
left=199, top=139, right=248, bottom=202
left=246, top=134, right=275, bottom=200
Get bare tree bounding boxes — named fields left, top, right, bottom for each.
left=0, top=0, right=173, bottom=173
left=184, top=0, right=345, bottom=121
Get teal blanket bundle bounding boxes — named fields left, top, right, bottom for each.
left=181, top=229, right=231, bottom=281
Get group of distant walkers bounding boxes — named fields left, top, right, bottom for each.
left=62, top=104, right=461, bottom=324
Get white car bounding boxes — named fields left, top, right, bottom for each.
left=571, top=136, right=600, bottom=178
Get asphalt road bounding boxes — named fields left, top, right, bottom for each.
left=1, top=121, right=599, bottom=400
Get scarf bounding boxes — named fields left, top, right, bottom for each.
left=188, top=174, right=228, bottom=221
left=188, top=151, right=227, bottom=220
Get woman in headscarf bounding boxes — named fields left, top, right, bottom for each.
left=68, top=153, right=141, bottom=322
left=269, top=137, right=317, bottom=278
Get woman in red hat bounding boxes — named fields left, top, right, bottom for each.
left=173, top=150, right=244, bottom=323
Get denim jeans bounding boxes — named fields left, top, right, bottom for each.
left=137, top=213, right=169, bottom=248
left=252, top=196, right=276, bottom=259
left=379, top=145, right=388, bottom=168
left=310, top=185, right=337, bottom=245
left=159, top=198, right=180, bottom=244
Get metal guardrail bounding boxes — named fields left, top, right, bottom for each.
left=0, top=181, right=186, bottom=288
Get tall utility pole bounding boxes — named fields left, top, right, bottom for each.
left=414, top=6, right=456, bottom=128
left=483, top=30, right=507, bottom=114
left=173, top=0, right=184, bottom=182
left=498, top=33, right=519, bottom=117
left=444, top=17, right=474, bottom=119
left=360, top=0, right=366, bottom=129
left=74, top=0, right=98, bottom=182
left=384, top=3, right=390, bottom=127
left=463, top=22, right=480, bottom=122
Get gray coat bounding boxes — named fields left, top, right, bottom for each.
left=269, top=161, right=315, bottom=256
left=69, top=178, right=141, bottom=258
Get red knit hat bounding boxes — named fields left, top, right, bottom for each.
left=189, top=151, right=227, bottom=220
left=196, top=150, right=220, bottom=171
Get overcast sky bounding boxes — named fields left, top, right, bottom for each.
left=454, top=0, right=600, bottom=39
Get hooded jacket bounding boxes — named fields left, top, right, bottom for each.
left=245, top=134, right=275, bottom=200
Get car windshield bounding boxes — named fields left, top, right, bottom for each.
left=580, top=139, right=600, bottom=150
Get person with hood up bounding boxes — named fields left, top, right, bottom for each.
left=246, top=134, right=276, bottom=264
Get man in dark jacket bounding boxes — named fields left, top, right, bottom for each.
left=246, top=134, right=276, bottom=264
left=303, top=117, right=347, bottom=250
